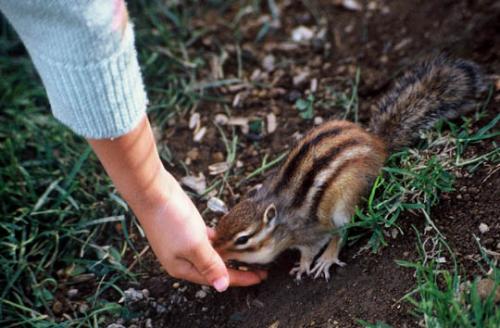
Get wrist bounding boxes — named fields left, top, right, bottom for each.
left=126, top=167, right=177, bottom=219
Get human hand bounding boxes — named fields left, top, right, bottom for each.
left=134, top=170, right=267, bottom=291
left=88, top=116, right=266, bottom=291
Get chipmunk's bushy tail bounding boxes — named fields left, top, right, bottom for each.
left=369, top=56, right=488, bottom=151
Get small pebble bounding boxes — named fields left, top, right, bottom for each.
left=477, top=278, right=500, bottom=303
left=52, top=300, right=63, bottom=314
left=479, top=223, right=490, bottom=234
left=172, top=282, right=180, bottom=289
left=124, top=288, right=144, bottom=302
left=67, top=288, right=79, bottom=298
left=79, top=303, right=89, bottom=313
left=436, top=257, right=447, bottom=263
left=195, top=290, right=208, bottom=299
left=155, top=303, right=167, bottom=314
left=262, top=55, right=276, bottom=72
left=291, top=26, right=315, bottom=42
left=314, top=116, right=324, bottom=125
left=145, top=318, right=153, bottom=328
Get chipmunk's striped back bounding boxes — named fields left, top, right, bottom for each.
left=263, top=120, right=387, bottom=228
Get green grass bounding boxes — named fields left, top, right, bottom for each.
left=353, top=91, right=499, bottom=327
left=1, top=1, right=499, bottom=327
left=0, top=29, right=136, bottom=327
left=360, top=233, right=500, bottom=328
left=347, top=151, right=455, bottom=252
left=347, top=103, right=498, bottom=253
left=1, top=1, right=254, bottom=325
left=0, top=1, right=214, bottom=326
left=397, top=233, right=500, bottom=328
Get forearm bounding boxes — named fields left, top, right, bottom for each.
left=87, top=115, right=173, bottom=216
left=0, top=0, right=147, bottom=138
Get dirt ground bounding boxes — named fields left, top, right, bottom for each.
left=113, top=0, right=500, bottom=327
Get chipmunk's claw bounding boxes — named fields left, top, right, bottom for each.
left=289, top=261, right=311, bottom=281
left=310, top=258, right=346, bottom=280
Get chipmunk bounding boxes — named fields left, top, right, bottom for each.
left=213, top=56, right=487, bottom=280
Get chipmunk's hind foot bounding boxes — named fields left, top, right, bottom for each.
left=310, top=236, right=345, bottom=281
left=289, top=241, right=328, bottom=280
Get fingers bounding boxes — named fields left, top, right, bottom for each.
left=170, top=258, right=267, bottom=288
left=227, top=268, right=268, bottom=286
left=189, top=239, right=231, bottom=292
left=206, top=226, right=216, bottom=240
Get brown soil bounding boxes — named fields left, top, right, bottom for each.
left=116, top=0, right=500, bottom=327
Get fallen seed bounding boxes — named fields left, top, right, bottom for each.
left=214, top=113, right=229, bottom=125
left=208, top=161, right=230, bottom=175
left=339, top=0, right=362, bottom=11
left=181, top=173, right=206, bottom=195
left=189, top=112, right=200, bottom=130
left=193, top=126, right=207, bottom=143
left=266, top=113, right=277, bottom=134
left=207, top=197, right=229, bottom=214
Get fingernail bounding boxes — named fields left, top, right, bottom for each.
left=213, top=276, right=229, bottom=292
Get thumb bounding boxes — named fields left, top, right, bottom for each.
left=190, top=239, right=229, bottom=292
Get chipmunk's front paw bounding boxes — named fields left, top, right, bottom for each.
left=289, top=261, right=312, bottom=281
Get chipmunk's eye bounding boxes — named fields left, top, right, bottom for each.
left=234, top=235, right=249, bottom=245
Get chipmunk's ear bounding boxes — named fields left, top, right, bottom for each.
left=263, top=203, right=277, bottom=225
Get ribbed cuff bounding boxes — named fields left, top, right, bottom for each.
left=29, top=24, right=148, bottom=139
